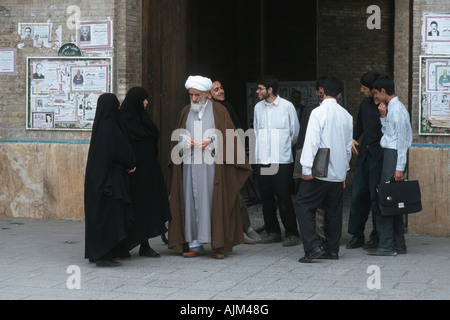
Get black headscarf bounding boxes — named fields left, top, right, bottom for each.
left=119, top=87, right=160, bottom=142
left=86, top=93, right=122, bottom=193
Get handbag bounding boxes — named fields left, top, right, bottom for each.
left=312, top=148, right=330, bottom=178
left=377, top=179, right=422, bottom=216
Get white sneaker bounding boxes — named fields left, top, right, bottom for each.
left=244, top=233, right=256, bottom=244
left=246, top=229, right=262, bottom=243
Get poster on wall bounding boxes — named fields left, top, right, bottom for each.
left=76, top=20, right=113, bottom=51
left=246, top=81, right=346, bottom=129
left=18, top=23, right=53, bottom=48
left=422, top=14, right=450, bottom=54
left=419, top=56, right=450, bottom=135
left=26, top=57, right=113, bottom=130
left=0, top=48, right=16, bottom=75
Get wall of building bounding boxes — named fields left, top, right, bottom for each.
left=0, top=0, right=142, bottom=219
left=2, top=0, right=450, bottom=237
left=407, top=1, right=450, bottom=235
left=317, top=0, right=395, bottom=117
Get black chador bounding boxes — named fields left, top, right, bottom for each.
left=119, top=87, right=171, bottom=257
left=84, top=93, right=136, bottom=266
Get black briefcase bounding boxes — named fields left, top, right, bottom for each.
left=312, top=148, right=330, bottom=178
left=377, top=180, right=422, bottom=216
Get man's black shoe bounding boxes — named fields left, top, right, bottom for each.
left=346, top=238, right=364, bottom=249
left=298, top=247, right=325, bottom=263
left=367, top=247, right=397, bottom=256
left=363, top=240, right=379, bottom=250
left=318, top=237, right=327, bottom=249
left=96, top=259, right=122, bottom=267
left=317, top=252, right=339, bottom=260
left=139, top=246, right=161, bottom=258
left=394, top=246, right=407, bottom=254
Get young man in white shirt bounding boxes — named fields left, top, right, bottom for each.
left=368, top=75, right=413, bottom=256
left=253, top=77, right=301, bottom=247
left=295, top=77, right=353, bottom=263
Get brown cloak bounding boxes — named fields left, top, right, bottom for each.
left=168, top=101, right=252, bottom=253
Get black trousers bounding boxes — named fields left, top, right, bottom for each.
left=256, top=163, right=300, bottom=237
left=347, top=153, right=382, bottom=243
left=295, top=178, right=343, bottom=254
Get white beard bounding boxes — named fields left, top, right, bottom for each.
left=190, top=96, right=208, bottom=113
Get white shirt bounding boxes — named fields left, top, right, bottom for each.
left=253, top=95, right=300, bottom=164
left=300, top=98, right=353, bottom=182
left=379, top=96, right=413, bottom=171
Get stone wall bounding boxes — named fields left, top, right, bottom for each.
left=2, top=1, right=450, bottom=236
left=407, top=0, right=450, bottom=235
left=0, top=143, right=88, bottom=219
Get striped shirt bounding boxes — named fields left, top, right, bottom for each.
left=379, top=96, right=413, bottom=171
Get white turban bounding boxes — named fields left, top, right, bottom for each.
left=185, top=75, right=212, bottom=92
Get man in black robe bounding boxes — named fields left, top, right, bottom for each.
left=84, top=93, right=136, bottom=267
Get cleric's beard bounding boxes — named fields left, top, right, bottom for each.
left=190, top=96, right=208, bottom=113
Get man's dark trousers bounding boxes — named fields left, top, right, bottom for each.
left=256, top=163, right=300, bottom=237
left=295, top=179, right=343, bottom=254
left=347, top=153, right=382, bottom=243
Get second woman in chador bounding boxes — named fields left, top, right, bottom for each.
left=119, top=87, right=171, bottom=258
left=84, top=93, right=136, bottom=267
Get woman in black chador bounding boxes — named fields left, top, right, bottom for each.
left=84, top=93, right=136, bottom=267
left=119, top=87, right=171, bottom=258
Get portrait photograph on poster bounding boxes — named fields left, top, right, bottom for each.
left=18, top=23, right=52, bottom=48
left=420, top=56, right=450, bottom=135
left=422, top=14, right=450, bottom=54
left=76, top=20, right=113, bottom=51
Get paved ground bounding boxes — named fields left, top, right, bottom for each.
left=1, top=185, right=450, bottom=302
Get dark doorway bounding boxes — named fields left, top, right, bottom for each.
left=190, top=0, right=317, bottom=130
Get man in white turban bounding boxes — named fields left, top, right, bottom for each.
left=168, top=76, right=253, bottom=259
left=185, top=75, right=213, bottom=91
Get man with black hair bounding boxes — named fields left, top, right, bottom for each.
left=253, top=76, right=301, bottom=247
left=428, top=21, right=440, bottom=36
left=346, top=71, right=383, bottom=250
left=295, top=76, right=353, bottom=263
left=369, top=75, right=412, bottom=256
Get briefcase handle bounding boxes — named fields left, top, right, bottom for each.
left=384, top=169, right=410, bottom=184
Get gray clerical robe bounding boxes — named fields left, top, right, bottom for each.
left=182, top=100, right=216, bottom=244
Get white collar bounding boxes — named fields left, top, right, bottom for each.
left=264, top=95, right=281, bottom=106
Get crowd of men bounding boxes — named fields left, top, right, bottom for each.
left=84, top=72, right=413, bottom=267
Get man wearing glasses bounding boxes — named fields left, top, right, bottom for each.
left=253, top=77, right=301, bottom=247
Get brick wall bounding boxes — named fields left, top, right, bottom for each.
left=0, top=0, right=142, bottom=219
left=408, top=0, right=450, bottom=235
left=0, top=0, right=142, bottom=142
left=317, top=0, right=394, bottom=117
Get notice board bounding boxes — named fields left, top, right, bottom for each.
left=26, top=57, right=113, bottom=130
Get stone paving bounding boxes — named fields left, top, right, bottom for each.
left=1, top=185, right=450, bottom=301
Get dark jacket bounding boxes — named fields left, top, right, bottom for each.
left=353, top=97, right=383, bottom=167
